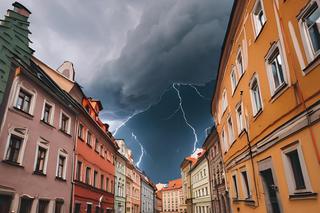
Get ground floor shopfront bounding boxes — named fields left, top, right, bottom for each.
left=74, top=182, right=114, bottom=213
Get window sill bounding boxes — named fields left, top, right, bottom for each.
left=2, top=160, right=24, bottom=168
left=269, top=83, right=288, bottom=103
left=10, top=107, right=33, bottom=120
left=40, top=120, right=55, bottom=128
left=252, top=108, right=263, bottom=121
left=55, top=176, right=67, bottom=182
left=86, top=143, right=92, bottom=148
left=254, top=22, right=267, bottom=43
left=289, top=192, right=317, bottom=200
left=59, top=129, right=72, bottom=137
left=303, top=53, right=320, bottom=75
left=95, top=150, right=100, bottom=154
left=78, top=136, right=85, bottom=142
left=33, top=171, right=47, bottom=177
left=238, top=129, right=246, bottom=137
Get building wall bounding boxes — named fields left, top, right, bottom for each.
left=162, top=188, right=183, bottom=213
left=0, top=74, right=75, bottom=212
left=190, top=158, right=211, bottom=213
left=131, top=168, right=141, bottom=213
left=115, top=153, right=126, bottom=213
left=74, top=99, right=116, bottom=212
left=181, top=165, right=190, bottom=213
left=212, top=0, right=320, bottom=213
left=141, top=180, right=154, bottom=213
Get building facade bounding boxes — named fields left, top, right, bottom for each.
left=155, top=190, right=163, bottom=213
left=131, top=167, right=141, bottom=213
left=180, top=157, right=195, bottom=213
left=190, top=153, right=211, bottom=213
left=161, top=179, right=183, bottom=213
left=35, top=59, right=118, bottom=212
left=212, top=1, right=320, bottom=213
left=141, top=175, right=155, bottom=213
left=203, top=128, right=230, bottom=213
left=115, top=151, right=126, bottom=213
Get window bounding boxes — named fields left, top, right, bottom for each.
left=19, top=197, right=33, bottom=213
left=76, top=161, right=82, bottom=181
left=236, top=50, right=244, bottom=76
left=38, top=199, right=49, bottom=213
left=241, top=170, right=251, bottom=199
left=101, top=174, right=105, bottom=190
left=94, top=170, right=98, bottom=187
left=55, top=200, right=64, bottom=213
left=41, top=101, right=54, bottom=125
left=60, top=112, right=71, bottom=134
left=86, top=203, right=92, bottom=213
left=221, top=90, right=228, bottom=113
left=230, top=69, right=237, bottom=93
left=34, top=142, right=49, bottom=175
left=5, top=134, right=23, bottom=163
left=78, top=123, right=84, bottom=139
left=287, top=150, right=305, bottom=189
left=86, top=167, right=91, bottom=184
left=95, top=139, right=99, bottom=153
left=250, top=77, right=262, bottom=115
left=221, top=128, right=228, bottom=153
left=87, top=131, right=92, bottom=146
left=267, top=47, right=287, bottom=93
left=301, top=2, right=320, bottom=56
left=227, top=116, right=235, bottom=144
left=232, top=174, right=239, bottom=198
left=16, top=89, right=32, bottom=113
left=236, top=103, right=244, bottom=134
left=56, top=151, right=67, bottom=180
left=253, top=0, right=266, bottom=36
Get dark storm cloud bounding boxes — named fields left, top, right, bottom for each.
left=89, top=0, right=233, bottom=123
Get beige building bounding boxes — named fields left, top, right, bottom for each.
left=190, top=150, right=212, bottom=213
left=161, top=179, right=184, bottom=213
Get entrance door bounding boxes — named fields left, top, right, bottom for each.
left=259, top=158, right=282, bottom=213
left=0, top=194, right=12, bottom=213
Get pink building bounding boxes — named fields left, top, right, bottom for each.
left=0, top=61, right=77, bottom=212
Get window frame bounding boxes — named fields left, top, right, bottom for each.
left=227, top=115, right=235, bottom=144
left=3, top=127, right=28, bottom=165
left=252, top=0, right=267, bottom=37
left=33, top=139, right=50, bottom=175
left=41, top=99, right=55, bottom=125
left=265, top=43, right=288, bottom=96
left=56, top=150, right=68, bottom=180
left=298, top=1, right=320, bottom=63
left=221, top=89, right=228, bottom=114
left=59, top=110, right=71, bottom=134
left=13, top=84, right=36, bottom=115
left=231, top=172, right=239, bottom=199
left=230, top=67, right=238, bottom=94
left=235, top=102, right=244, bottom=135
left=85, top=166, right=92, bottom=185
left=281, top=142, right=313, bottom=195
left=236, top=48, right=245, bottom=77
left=240, top=169, right=252, bottom=199
left=249, top=75, right=263, bottom=116
left=86, top=130, right=92, bottom=147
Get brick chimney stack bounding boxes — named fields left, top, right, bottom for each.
left=12, top=2, right=32, bottom=17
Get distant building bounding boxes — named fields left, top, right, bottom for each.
left=115, top=150, right=127, bottom=213
left=141, top=174, right=155, bottom=213
left=203, top=128, right=230, bottom=213
left=190, top=150, right=211, bottom=213
left=181, top=156, right=196, bottom=213
left=155, top=190, right=163, bottom=213
left=161, top=179, right=183, bottom=213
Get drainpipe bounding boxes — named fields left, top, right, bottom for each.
left=240, top=91, right=260, bottom=208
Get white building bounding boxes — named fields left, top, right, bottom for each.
left=161, top=179, right=184, bottom=213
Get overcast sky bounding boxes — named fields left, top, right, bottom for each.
left=0, top=0, right=232, bottom=182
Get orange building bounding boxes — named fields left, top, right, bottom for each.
left=212, top=1, right=320, bottom=213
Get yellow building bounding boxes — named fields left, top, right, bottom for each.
left=211, top=1, right=320, bottom=213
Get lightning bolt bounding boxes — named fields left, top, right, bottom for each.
left=113, top=87, right=172, bottom=136
left=188, top=85, right=210, bottom=100
left=131, top=132, right=144, bottom=168
left=172, top=83, right=199, bottom=152
left=204, top=126, right=212, bottom=137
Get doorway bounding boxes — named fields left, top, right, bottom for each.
left=258, top=158, right=282, bottom=213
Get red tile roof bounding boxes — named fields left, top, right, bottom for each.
left=162, top=178, right=182, bottom=191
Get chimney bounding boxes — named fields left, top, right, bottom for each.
left=12, top=2, right=32, bottom=17
left=57, top=61, right=75, bottom=81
